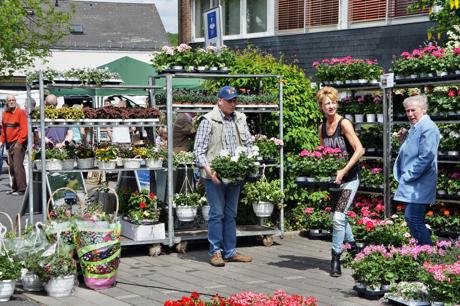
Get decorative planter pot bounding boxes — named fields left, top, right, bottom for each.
left=366, top=284, right=381, bottom=292
left=309, top=229, right=320, bottom=234
left=317, top=176, right=332, bottom=182
left=447, top=151, right=459, bottom=156
left=221, top=178, right=235, bottom=185
left=45, top=275, right=75, bottom=297
left=116, top=157, right=123, bottom=167
left=145, top=158, right=163, bottom=169
left=335, top=80, right=344, bottom=85
left=175, top=206, right=198, bottom=222
left=197, top=66, right=206, bottom=72
left=380, top=284, right=390, bottom=291
left=97, top=160, right=117, bottom=170
left=428, top=73, right=434, bottom=77
left=321, top=229, right=331, bottom=234
left=0, top=280, right=15, bottom=302
left=22, top=272, right=44, bottom=292
left=366, top=148, right=376, bottom=153
left=209, top=67, right=219, bottom=72
left=365, top=114, right=376, bottom=122
left=395, top=75, right=403, bottom=80
left=36, top=159, right=63, bottom=171
left=201, top=205, right=210, bottom=221
left=437, top=190, right=446, bottom=196
left=220, top=67, right=229, bottom=72
left=420, top=72, right=428, bottom=77
left=354, top=114, right=364, bottom=123
left=344, top=114, right=354, bottom=122
left=370, top=79, right=379, bottom=84
left=252, top=201, right=274, bottom=217
left=355, top=282, right=366, bottom=290
left=377, top=114, right=384, bottom=122
left=351, top=80, right=359, bottom=84
left=358, top=79, right=368, bottom=84
left=455, top=70, right=460, bottom=75
left=431, top=302, right=445, bottom=306
left=62, top=159, right=76, bottom=170
left=77, top=158, right=95, bottom=169
left=345, top=80, right=352, bottom=84
left=121, top=218, right=165, bottom=241
left=172, top=65, right=183, bottom=71
left=437, top=71, right=448, bottom=77
left=410, top=74, right=418, bottom=79
left=122, top=158, right=142, bottom=169
left=356, top=242, right=365, bottom=248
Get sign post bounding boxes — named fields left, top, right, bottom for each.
left=204, top=6, right=223, bottom=50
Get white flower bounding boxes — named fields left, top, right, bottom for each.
left=231, top=156, right=239, bottom=162
left=403, top=232, right=411, bottom=238
left=391, top=214, right=399, bottom=219
left=219, top=150, right=230, bottom=157
left=235, top=146, right=246, bottom=157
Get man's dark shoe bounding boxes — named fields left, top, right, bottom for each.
left=224, top=252, right=252, bottom=262
left=210, top=252, right=225, bottom=267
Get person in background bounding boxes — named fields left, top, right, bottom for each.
left=43, top=95, right=73, bottom=148
left=107, top=99, right=134, bottom=144
left=194, top=86, right=253, bottom=267
left=393, top=95, right=440, bottom=246
left=317, top=86, right=364, bottom=277
left=173, top=112, right=196, bottom=153
left=0, top=95, right=28, bottom=195
left=155, top=127, right=168, bottom=149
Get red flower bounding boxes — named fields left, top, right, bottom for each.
left=149, top=192, right=155, bottom=199
left=139, top=201, right=146, bottom=209
left=191, top=292, right=200, bottom=300
left=357, top=219, right=364, bottom=225
left=324, top=207, right=332, bottom=212
left=396, top=205, right=405, bottom=211
left=448, top=90, right=456, bottom=97
left=365, top=221, right=374, bottom=231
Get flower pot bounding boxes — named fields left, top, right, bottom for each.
left=355, top=282, right=366, bottom=290
left=197, top=66, right=206, bottom=72
left=437, top=71, right=448, bottom=77
left=354, top=114, right=364, bottom=123
left=366, top=148, right=376, bottom=153
left=45, top=275, right=75, bottom=297
left=97, top=160, right=117, bottom=170
left=345, top=80, right=352, bottom=84
left=221, top=178, right=235, bottom=185
left=321, top=229, right=331, bottom=234
left=0, top=280, right=15, bottom=302
left=22, top=272, right=44, bottom=292
left=365, top=114, right=376, bottom=122
left=410, top=74, right=418, bottom=79
left=335, top=80, right=344, bottom=85
left=447, top=151, right=459, bottom=156
left=116, top=157, right=123, bottom=167
left=309, top=229, right=320, bottom=234
left=420, top=72, right=428, bottom=77
left=370, top=79, right=379, bottom=84
left=172, top=65, right=183, bottom=71
left=395, top=75, right=403, bottom=80
left=175, top=206, right=198, bottom=222
left=77, top=157, right=95, bottom=169
left=366, top=284, right=381, bottom=292
left=380, top=284, right=390, bottom=291
left=431, top=302, right=445, bottom=306
left=37, top=159, right=63, bottom=171
left=358, top=79, right=368, bottom=84
left=317, top=176, right=332, bottom=182
left=220, top=67, right=229, bottom=72
left=83, top=276, right=117, bottom=290
left=455, top=70, right=460, bottom=75
left=437, top=190, right=446, bottom=196
left=145, top=158, right=163, bottom=169
left=209, top=67, right=219, bottom=72
left=62, top=159, right=76, bottom=170
left=356, top=242, right=365, bottom=248
left=121, top=218, right=165, bottom=241
left=377, top=114, right=384, bottom=122
left=201, top=205, right=210, bottom=221
left=345, top=114, right=354, bottom=122
left=122, top=158, right=142, bottom=169
left=252, top=201, right=274, bottom=217
left=351, top=80, right=359, bottom=84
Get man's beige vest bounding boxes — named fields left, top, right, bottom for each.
left=201, top=106, right=248, bottom=178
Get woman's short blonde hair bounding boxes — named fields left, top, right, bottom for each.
left=316, top=86, right=339, bottom=108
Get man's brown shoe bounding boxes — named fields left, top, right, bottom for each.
left=224, top=252, right=252, bottom=262
left=210, top=252, right=225, bottom=267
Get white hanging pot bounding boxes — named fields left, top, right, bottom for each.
left=0, top=280, right=15, bottom=302
left=45, top=275, right=75, bottom=297
left=175, top=206, right=198, bottom=222
left=22, top=272, right=44, bottom=292
left=344, top=114, right=354, bottom=122
left=354, top=114, right=364, bottom=123
left=62, top=159, right=76, bottom=170
left=252, top=201, right=274, bottom=217
left=201, top=205, right=210, bottom=221
left=377, top=114, right=384, bottom=122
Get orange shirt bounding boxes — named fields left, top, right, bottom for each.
left=0, top=107, right=28, bottom=145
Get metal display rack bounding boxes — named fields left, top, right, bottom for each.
left=152, top=72, right=284, bottom=251
left=26, top=72, right=171, bottom=248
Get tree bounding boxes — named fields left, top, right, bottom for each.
left=0, top=0, right=73, bottom=76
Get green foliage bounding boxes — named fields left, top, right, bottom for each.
left=0, top=0, right=73, bottom=75
left=205, top=47, right=321, bottom=152
left=124, top=189, right=160, bottom=223
left=95, top=145, right=118, bottom=162
left=408, top=0, right=460, bottom=35
left=167, top=32, right=178, bottom=46
left=241, top=178, right=284, bottom=205
left=173, top=192, right=205, bottom=207
left=0, top=251, right=22, bottom=280
left=36, top=247, right=76, bottom=281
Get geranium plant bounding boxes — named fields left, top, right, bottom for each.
left=254, top=134, right=283, bottom=161
left=123, top=189, right=160, bottom=224
left=292, top=146, right=346, bottom=180
left=303, top=207, right=332, bottom=230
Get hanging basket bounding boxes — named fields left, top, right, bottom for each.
left=22, top=272, right=44, bottom=292
left=252, top=201, right=274, bottom=217
left=201, top=205, right=210, bottom=221
left=175, top=206, right=198, bottom=222
left=0, top=280, right=15, bottom=302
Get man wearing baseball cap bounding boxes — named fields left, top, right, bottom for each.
left=194, top=85, right=254, bottom=267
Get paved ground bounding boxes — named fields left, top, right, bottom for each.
left=1, top=167, right=390, bottom=306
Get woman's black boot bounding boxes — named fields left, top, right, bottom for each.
left=330, top=249, right=342, bottom=277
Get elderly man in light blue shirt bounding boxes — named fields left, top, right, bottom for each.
left=393, top=94, right=440, bottom=245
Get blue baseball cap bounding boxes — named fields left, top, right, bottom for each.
left=217, top=86, right=238, bottom=100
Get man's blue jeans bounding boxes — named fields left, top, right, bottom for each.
left=332, top=178, right=360, bottom=253
left=404, top=203, right=432, bottom=246
left=204, top=179, right=241, bottom=259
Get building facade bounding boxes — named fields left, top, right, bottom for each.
left=179, top=0, right=433, bottom=74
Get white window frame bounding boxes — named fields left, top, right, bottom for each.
left=191, top=0, right=275, bottom=43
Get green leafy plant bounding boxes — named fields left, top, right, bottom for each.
left=95, top=145, right=118, bottom=162
left=241, top=178, right=284, bottom=205
left=36, top=247, right=76, bottom=282
left=0, top=250, right=22, bottom=280
left=75, top=144, right=95, bottom=159
left=173, top=192, right=205, bottom=207
left=173, top=151, right=194, bottom=166
left=303, top=207, right=332, bottom=230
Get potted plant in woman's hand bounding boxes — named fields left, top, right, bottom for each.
left=241, top=178, right=283, bottom=217
left=173, top=192, right=203, bottom=222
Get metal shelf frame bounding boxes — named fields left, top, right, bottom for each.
left=151, top=73, right=284, bottom=247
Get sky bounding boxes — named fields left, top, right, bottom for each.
left=77, top=0, right=178, bottom=33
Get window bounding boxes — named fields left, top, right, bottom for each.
left=277, top=0, right=305, bottom=31
left=306, top=0, right=339, bottom=26
left=348, top=0, right=386, bottom=22
left=194, top=0, right=211, bottom=38
left=247, top=0, right=268, bottom=33
left=221, top=0, right=241, bottom=35
left=389, top=0, right=427, bottom=17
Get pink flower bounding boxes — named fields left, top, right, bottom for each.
left=304, top=207, right=314, bottom=214
left=401, top=51, right=412, bottom=58
left=324, top=207, right=332, bottom=212
left=448, top=90, right=456, bottom=97
left=347, top=211, right=357, bottom=218
left=312, top=61, right=321, bottom=68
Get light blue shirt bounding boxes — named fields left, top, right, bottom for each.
left=393, top=115, right=440, bottom=204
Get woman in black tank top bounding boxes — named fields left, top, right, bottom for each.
left=316, top=86, right=365, bottom=278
